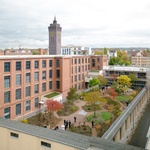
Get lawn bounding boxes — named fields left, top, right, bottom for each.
left=116, top=95, right=131, bottom=101
left=86, top=111, right=114, bottom=124
left=44, top=92, right=60, bottom=98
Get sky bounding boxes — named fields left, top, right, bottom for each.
left=0, top=0, right=150, bottom=49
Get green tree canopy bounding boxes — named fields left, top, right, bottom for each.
left=128, top=73, right=138, bottom=83
left=89, top=78, right=100, bottom=88
left=97, top=75, right=107, bottom=87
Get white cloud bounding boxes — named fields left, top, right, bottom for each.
left=0, top=0, right=150, bottom=49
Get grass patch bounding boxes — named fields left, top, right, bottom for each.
left=44, top=92, right=60, bottom=98
left=86, top=111, right=113, bottom=124
left=116, top=95, right=131, bottom=101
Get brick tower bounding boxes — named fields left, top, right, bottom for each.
left=48, top=17, right=62, bottom=55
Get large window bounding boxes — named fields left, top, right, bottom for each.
left=42, top=71, right=46, bottom=80
left=56, top=60, right=60, bottom=67
left=78, top=74, right=80, bottom=81
left=49, top=81, right=52, bottom=89
left=4, top=107, right=10, bottom=119
left=26, top=100, right=30, bottom=111
left=16, top=88, right=21, bottom=100
left=56, top=81, right=60, bottom=89
left=34, top=84, right=39, bottom=94
left=26, top=86, right=30, bottom=97
left=34, top=72, right=39, bottom=81
left=26, top=61, right=30, bottom=70
left=74, top=75, right=77, bottom=82
left=4, top=62, right=10, bottom=72
left=49, top=60, right=52, bottom=67
left=34, top=97, right=39, bottom=108
left=26, top=73, right=30, bottom=83
left=16, top=61, right=21, bottom=71
left=42, top=83, right=46, bottom=92
left=97, top=57, right=100, bottom=62
left=4, top=76, right=10, bottom=88
left=49, top=70, right=52, bottom=78
left=78, top=58, right=80, bottom=64
left=41, top=141, right=51, bottom=148
left=92, top=59, right=95, bottom=67
left=34, top=61, right=39, bottom=69
left=16, top=103, right=21, bottom=115
left=16, top=74, right=21, bottom=86
left=78, top=66, right=80, bottom=72
left=4, top=91, right=10, bottom=103
left=42, top=60, right=46, bottom=68
left=74, top=66, right=77, bottom=73
left=56, top=70, right=60, bottom=78
left=74, top=58, right=77, bottom=64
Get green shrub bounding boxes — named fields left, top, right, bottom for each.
left=71, top=106, right=77, bottom=112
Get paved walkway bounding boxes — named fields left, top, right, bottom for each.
left=54, top=100, right=97, bottom=136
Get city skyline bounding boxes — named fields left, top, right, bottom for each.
left=0, top=0, right=150, bottom=49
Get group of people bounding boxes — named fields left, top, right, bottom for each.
left=64, top=119, right=71, bottom=130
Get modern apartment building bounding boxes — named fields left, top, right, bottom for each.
left=103, top=66, right=150, bottom=88
left=61, top=45, right=91, bottom=55
left=0, top=54, right=107, bottom=120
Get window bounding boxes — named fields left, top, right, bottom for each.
left=4, top=62, right=10, bottom=72
left=78, top=74, right=80, bottom=81
left=78, top=83, right=80, bottom=90
left=26, top=100, right=30, bottom=111
left=26, top=73, right=30, bottom=83
left=16, top=89, right=21, bottom=100
left=56, top=70, right=60, bottom=78
left=56, top=60, right=60, bottom=67
left=42, top=60, right=46, bottom=68
left=34, top=72, right=39, bottom=81
left=78, top=58, right=80, bottom=64
left=49, top=60, right=52, bottom=67
left=74, top=58, right=77, bottom=64
left=4, top=107, right=10, bottom=119
left=88, top=58, right=90, bottom=63
left=56, top=81, right=60, bottom=89
left=41, top=141, right=51, bottom=148
left=34, top=97, right=39, bottom=108
left=4, top=76, right=10, bottom=88
left=16, top=103, right=21, bottom=115
left=49, top=81, right=52, bottom=89
left=88, top=65, right=90, bottom=70
left=26, top=61, right=30, bottom=70
left=74, top=66, right=77, bottom=73
left=78, top=66, right=80, bottom=72
left=34, top=61, right=39, bottom=69
left=34, top=84, right=39, bottom=94
left=26, top=86, right=30, bottom=97
left=16, top=74, right=21, bottom=86
left=92, top=59, right=95, bottom=67
left=49, top=70, right=52, bottom=78
left=42, top=83, right=46, bottom=92
left=10, top=132, right=19, bottom=138
left=97, top=57, right=100, bottom=62
left=82, top=74, right=84, bottom=80
left=82, top=58, right=84, bottom=63
left=4, top=91, right=10, bottom=103
left=74, top=75, right=77, bottom=82
left=82, top=82, right=84, bottom=88
left=42, top=71, right=46, bottom=80
left=16, top=61, right=21, bottom=71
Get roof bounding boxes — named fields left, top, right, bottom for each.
left=0, top=118, right=145, bottom=150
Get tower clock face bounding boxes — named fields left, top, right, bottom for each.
left=50, top=32, right=54, bottom=36
left=57, top=32, right=61, bottom=36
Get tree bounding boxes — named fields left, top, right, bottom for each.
left=103, top=47, right=108, bottom=55
left=84, top=91, right=106, bottom=117
left=66, top=87, right=79, bottom=104
left=97, top=75, right=107, bottom=87
left=105, top=88, right=118, bottom=100
left=89, top=78, right=100, bottom=88
left=113, top=75, right=131, bottom=94
left=128, top=73, right=138, bottom=83
left=46, top=100, right=63, bottom=118
left=94, top=50, right=103, bottom=55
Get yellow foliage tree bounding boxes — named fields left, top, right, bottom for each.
left=84, top=91, right=106, bottom=117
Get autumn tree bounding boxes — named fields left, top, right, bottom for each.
left=46, top=100, right=63, bottom=118
left=66, top=87, right=79, bottom=104
left=94, top=50, right=103, bottom=55
left=113, top=75, right=131, bottom=94
left=97, top=75, right=107, bottom=88
left=89, top=78, right=100, bottom=88
left=128, top=73, right=138, bottom=83
left=103, top=47, right=108, bottom=55
left=84, top=91, right=106, bottom=117
left=105, top=87, right=118, bottom=100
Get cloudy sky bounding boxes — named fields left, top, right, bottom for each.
left=0, top=0, right=150, bottom=49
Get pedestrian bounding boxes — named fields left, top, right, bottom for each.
left=74, top=116, right=76, bottom=123
left=64, top=119, right=66, bottom=125
left=65, top=120, right=68, bottom=129
left=68, top=120, right=71, bottom=128
left=92, top=120, right=94, bottom=128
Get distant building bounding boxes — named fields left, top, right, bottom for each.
left=107, top=49, right=117, bottom=61
left=61, top=45, right=91, bottom=55
left=48, top=17, right=62, bottom=55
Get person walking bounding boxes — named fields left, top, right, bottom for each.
left=92, top=120, right=94, bottom=128
left=74, top=116, right=76, bottom=123
left=68, top=120, right=71, bottom=128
